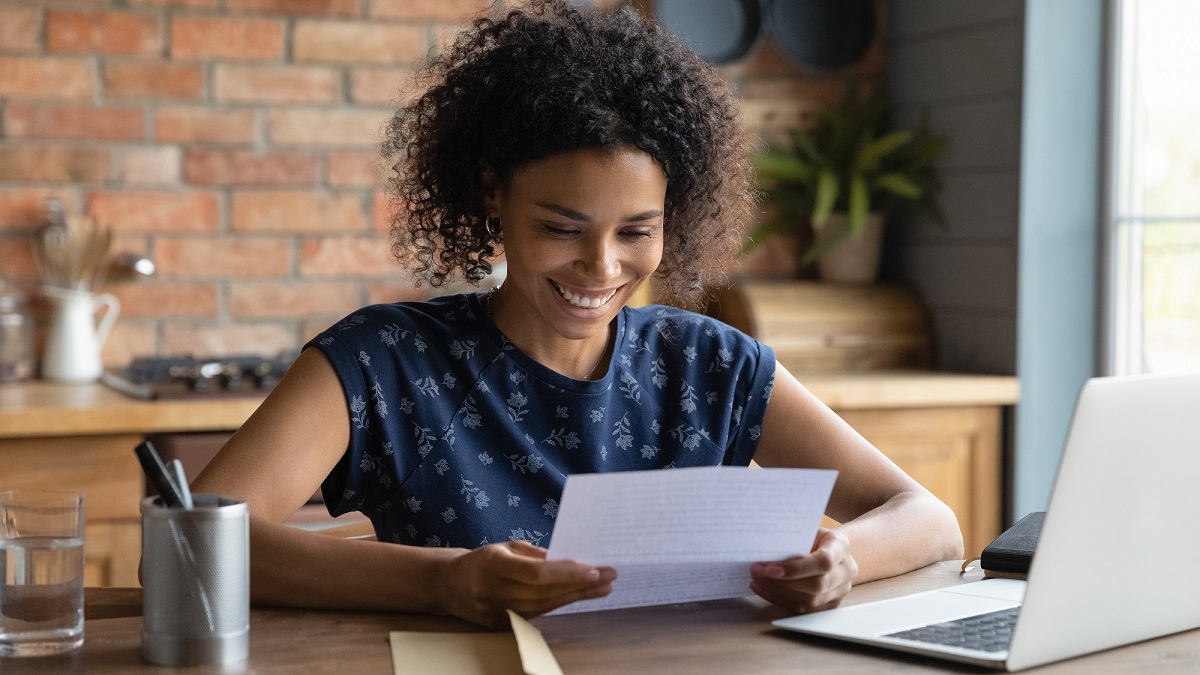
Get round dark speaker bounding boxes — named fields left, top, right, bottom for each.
left=652, top=0, right=765, bottom=65
left=768, top=0, right=877, bottom=71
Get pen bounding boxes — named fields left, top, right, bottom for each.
left=169, top=459, right=194, bottom=510
left=135, top=440, right=184, bottom=508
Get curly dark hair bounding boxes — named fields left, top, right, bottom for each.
left=383, top=0, right=754, bottom=308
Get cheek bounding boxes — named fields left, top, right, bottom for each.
left=634, top=241, right=664, bottom=273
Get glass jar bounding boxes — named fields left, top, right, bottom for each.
left=0, top=289, right=36, bottom=382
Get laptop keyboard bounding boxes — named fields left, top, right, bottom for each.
left=884, top=606, right=1018, bottom=653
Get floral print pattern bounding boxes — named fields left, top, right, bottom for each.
left=307, top=293, right=776, bottom=549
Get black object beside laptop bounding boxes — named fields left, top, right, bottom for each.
left=773, top=373, right=1200, bottom=671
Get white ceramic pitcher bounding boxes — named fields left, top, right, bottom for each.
left=41, top=286, right=120, bottom=382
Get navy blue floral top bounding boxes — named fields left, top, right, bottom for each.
left=306, top=292, right=776, bottom=548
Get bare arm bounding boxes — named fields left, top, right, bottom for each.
left=190, top=348, right=613, bottom=627
left=748, top=361, right=963, bottom=612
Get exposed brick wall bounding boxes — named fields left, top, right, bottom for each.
left=0, top=0, right=882, bottom=367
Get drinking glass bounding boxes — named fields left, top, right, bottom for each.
left=0, top=490, right=85, bottom=657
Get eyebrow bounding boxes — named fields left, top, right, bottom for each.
left=535, top=202, right=664, bottom=223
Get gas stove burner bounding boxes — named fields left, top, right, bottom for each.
left=101, top=351, right=298, bottom=400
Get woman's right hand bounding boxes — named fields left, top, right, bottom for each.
left=437, top=540, right=616, bottom=628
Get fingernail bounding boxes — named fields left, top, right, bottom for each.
left=765, top=565, right=785, bottom=579
left=586, top=568, right=600, bottom=581
left=750, top=562, right=767, bottom=575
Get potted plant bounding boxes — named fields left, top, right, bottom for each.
left=747, top=85, right=948, bottom=283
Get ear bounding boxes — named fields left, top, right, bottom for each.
left=482, top=167, right=502, bottom=215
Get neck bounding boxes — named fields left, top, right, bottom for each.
left=486, top=286, right=613, bottom=381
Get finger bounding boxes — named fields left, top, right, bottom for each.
left=750, top=579, right=803, bottom=613
left=752, top=531, right=848, bottom=581
left=494, top=560, right=616, bottom=600
left=752, top=576, right=848, bottom=615
left=506, top=540, right=547, bottom=559
left=511, top=580, right=615, bottom=617
left=494, top=553, right=613, bottom=588
left=750, top=555, right=830, bottom=582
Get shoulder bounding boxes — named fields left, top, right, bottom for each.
left=619, top=304, right=772, bottom=377
left=307, top=293, right=489, bottom=364
left=317, top=294, right=478, bottom=341
left=623, top=304, right=758, bottom=350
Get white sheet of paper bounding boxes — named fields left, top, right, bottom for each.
left=545, top=466, right=837, bottom=614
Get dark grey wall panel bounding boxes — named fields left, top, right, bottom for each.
left=886, top=0, right=1024, bottom=384
left=890, top=243, right=1018, bottom=313
left=890, top=23, right=1024, bottom=104
left=916, top=98, right=1023, bottom=170
left=892, top=169, right=1021, bottom=242
left=932, top=311, right=1018, bottom=374
left=888, top=0, right=1023, bottom=39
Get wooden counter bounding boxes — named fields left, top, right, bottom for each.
left=0, top=381, right=260, bottom=438
left=1, top=373, right=1016, bottom=437
left=0, top=371, right=1017, bottom=585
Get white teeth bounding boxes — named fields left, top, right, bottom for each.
left=554, top=282, right=615, bottom=309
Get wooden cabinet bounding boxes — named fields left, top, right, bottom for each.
left=803, top=373, right=1017, bottom=558
left=1, top=382, right=260, bottom=587
left=0, top=433, right=144, bottom=587
left=85, top=520, right=142, bottom=587
left=833, top=406, right=1003, bottom=557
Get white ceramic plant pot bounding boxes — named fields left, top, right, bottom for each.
left=816, top=213, right=885, bottom=284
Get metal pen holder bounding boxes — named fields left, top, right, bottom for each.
left=140, top=494, right=249, bottom=667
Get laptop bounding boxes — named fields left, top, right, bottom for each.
left=773, top=373, right=1200, bottom=671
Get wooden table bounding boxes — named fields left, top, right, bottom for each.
left=9, top=561, right=1195, bottom=673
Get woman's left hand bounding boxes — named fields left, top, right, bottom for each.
left=749, top=527, right=858, bottom=614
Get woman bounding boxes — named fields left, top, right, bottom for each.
left=192, top=0, right=962, bottom=629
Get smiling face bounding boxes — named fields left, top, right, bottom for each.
left=485, top=146, right=667, bottom=374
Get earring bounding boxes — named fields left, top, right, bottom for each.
left=485, top=215, right=501, bottom=238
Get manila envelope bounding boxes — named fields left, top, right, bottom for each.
left=389, top=610, right=562, bottom=675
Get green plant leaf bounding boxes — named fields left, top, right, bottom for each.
left=762, top=187, right=814, bottom=218
left=812, top=170, right=839, bottom=230
left=854, top=130, right=911, bottom=172
left=801, top=215, right=854, bottom=265
left=741, top=215, right=795, bottom=254
left=796, top=134, right=835, bottom=170
left=873, top=172, right=923, bottom=198
left=903, top=129, right=948, bottom=171
left=752, top=151, right=816, bottom=183
left=753, top=85, right=950, bottom=249
left=912, top=198, right=949, bottom=228
left=848, top=174, right=869, bottom=237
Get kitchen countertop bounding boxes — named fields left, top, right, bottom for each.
left=1, top=371, right=1018, bottom=439
left=0, top=380, right=262, bottom=438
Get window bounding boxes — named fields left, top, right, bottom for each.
left=1108, top=0, right=1200, bottom=375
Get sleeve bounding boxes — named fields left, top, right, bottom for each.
left=304, top=325, right=371, bottom=517
left=722, top=335, right=775, bottom=467
left=303, top=310, right=407, bottom=518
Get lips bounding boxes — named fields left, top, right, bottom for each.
left=550, top=280, right=617, bottom=309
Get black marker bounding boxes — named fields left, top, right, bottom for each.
left=135, top=440, right=184, bottom=508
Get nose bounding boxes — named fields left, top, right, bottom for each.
left=575, top=234, right=619, bottom=280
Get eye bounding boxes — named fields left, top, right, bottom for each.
left=620, top=227, right=656, bottom=239
left=539, top=223, right=579, bottom=237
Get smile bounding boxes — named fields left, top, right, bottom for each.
left=550, top=281, right=617, bottom=309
